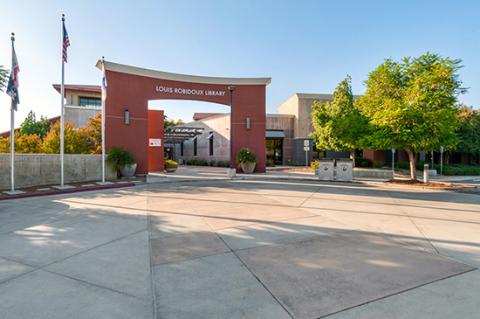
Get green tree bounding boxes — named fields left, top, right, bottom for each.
left=357, top=53, right=464, bottom=179
left=0, top=66, right=8, bottom=91
left=456, top=105, right=480, bottom=163
left=20, top=111, right=51, bottom=138
left=164, top=118, right=184, bottom=132
left=310, top=76, right=369, bottom=165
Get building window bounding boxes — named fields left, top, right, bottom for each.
left=193, top=137, right=198, bottom=156
left=180, top=142, right=184, bottom=156
left=79, top=96, right=101, bottom=108
left=208, top=132, right=214, bottom=156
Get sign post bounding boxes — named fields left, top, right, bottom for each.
left=440, top=146, right=444, bottom=176
left=304, top=140, right=310, bottom=167
left=391, top=148, right=396, bottom=174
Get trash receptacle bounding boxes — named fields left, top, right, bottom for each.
left=336, top=159, right=353, bottom=182
left=317, top=159, right=335, bottom=181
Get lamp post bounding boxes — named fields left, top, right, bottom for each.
left=228, top=85, right=236, bottom=170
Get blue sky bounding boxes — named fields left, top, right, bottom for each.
left=1, top=0, right=479, bottom=131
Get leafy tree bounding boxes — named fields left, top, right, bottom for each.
left=0, top=133, right=42, bottom=153
left=164, top=118, right=184, bottom=132
left=15, top=133, right=43, bottom=153
left=42, top=121, right=89, bottom=154
left=0, top=136, right=9, bottom=153
left=20, top=111, right=51, bottom=138
left=357, top=53, right=464, bottom=179
left=0, top=66, right=8, bottom=91
left=79, top=113, right=102, bottom=154
left=456, top=105, right=480, bottom=163
left=310, top=76, right=369, bottom=165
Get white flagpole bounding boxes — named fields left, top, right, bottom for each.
left=60, top=14, right=65, bottom=187
left=9, top=33, right=16, bottom=193
left=10, top=98, right=15, bottom=192
left=101, top=57, right=106, bottom=183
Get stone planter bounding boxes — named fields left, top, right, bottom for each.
left=120, top=163, right=137, bottom=178
left=240, top=162, right=256, bottom=174
left=165, top=167, right=177, bottom=173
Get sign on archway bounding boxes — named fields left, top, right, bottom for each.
left=97, top=61, right=271, bottom=174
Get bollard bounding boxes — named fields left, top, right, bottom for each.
left=423, top=164, right=429, bottom=184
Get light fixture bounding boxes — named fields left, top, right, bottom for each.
left=246, top=116, right=251, bottom=129
left=124, top=108, right=130, bottom=125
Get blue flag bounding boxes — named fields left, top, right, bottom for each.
left=6, top=40, right=20, bottom=111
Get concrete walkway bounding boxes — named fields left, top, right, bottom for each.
left=0, top=178, right=478, bottom=318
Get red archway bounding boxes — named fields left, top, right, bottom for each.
left=97, top=61, right=271, bottom=174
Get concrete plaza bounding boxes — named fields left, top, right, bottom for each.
left=0, top=178, right=478, bottom=318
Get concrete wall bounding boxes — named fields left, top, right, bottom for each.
left=65, top=106, right=100, bottom=128
left=0, top=154, right=116, bottom=190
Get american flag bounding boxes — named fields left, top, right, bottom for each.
left=6, top=37, right=20, bottom=111
left=62, top=21, right=70, bottom=63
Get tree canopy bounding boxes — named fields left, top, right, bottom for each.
left=356, top=53, right=465, bottom=178
left=456, top=105, right=480, bottom=158
left=20, top=111, right=51, bottom=138
left=164, top=118, right=185, bottom=132
left=310, top=76, right=369, bottom=161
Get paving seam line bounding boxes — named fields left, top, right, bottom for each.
left=206, top=221, right=294, bottom=319
left=387, top=194, right=441, bottom=255
left=146, top=212, right=158, bottom=319
left=318, top=267, right=477, bottom=319
left=0, top=228, right=147, bottom=287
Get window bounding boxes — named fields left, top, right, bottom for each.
left=208, top=132, right=214, bottom=156
left=193, top=137, right=198, bottom=156
left=79, top=96, right=101, bottom=108
left=180, top=142, right=184, bottom=156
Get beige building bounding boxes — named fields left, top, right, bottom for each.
left=52, top=84, right=101, bottom=128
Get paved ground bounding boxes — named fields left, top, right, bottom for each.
left=0, top=178, right=478, bottom=319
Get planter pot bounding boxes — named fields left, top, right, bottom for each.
left=120, top=163, right=137, bottom=178
left=240, top=162, right=256, bottom=174
left=165, top=167, right=177, bottom=173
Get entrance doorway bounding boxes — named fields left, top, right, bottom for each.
left=266, top=138, right=283, bottom=165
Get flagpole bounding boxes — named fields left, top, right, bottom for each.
left=60, top=14, right=65, bottom=187
left=9, top=33, right=15, bottom=193
left=101, top=57, right=106, bottom=183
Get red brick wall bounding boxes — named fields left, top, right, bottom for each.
left=148, top=110, right=164, bottom=172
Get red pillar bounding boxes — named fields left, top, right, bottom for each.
left=148, top=110, right=165, bottom=172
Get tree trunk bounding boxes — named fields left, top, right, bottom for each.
left=350, top=151, right=356, bottom=168
left=405, top=149, right=416, bottom=180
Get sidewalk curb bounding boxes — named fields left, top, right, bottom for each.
left=0, top=182, right=136, bottom=201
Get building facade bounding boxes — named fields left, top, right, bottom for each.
left=52, top=84, right=101, bottom=128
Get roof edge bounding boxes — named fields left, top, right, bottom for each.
left=96, top=60, right=271, bottom=86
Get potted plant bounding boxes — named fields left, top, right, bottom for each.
left=107, top=147, right=137, bottom=178
left=164, top=159, right=178, bottom=173
left=236, top=148, right=257, bottom=173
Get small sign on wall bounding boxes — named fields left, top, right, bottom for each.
left=149, top=138, right=162, bottom=147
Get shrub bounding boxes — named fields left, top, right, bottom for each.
left=355, top=157, right=371, bottom=168
left=15, top=133, right=42, bottom=153
left=443, top=164, right=480, bottom=176
left=164, top=159, right=178, bottom=169
left=266, top=159, right=276, bottom=167
left=236, top=148, right=256, bottom=163
left=42, top=121, right=89, bottom=154
left=310, top=160, right=319, bottom=171
left=215, top=160, right=230, bottom=167
left=107, top=147, right=135, bottom=173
